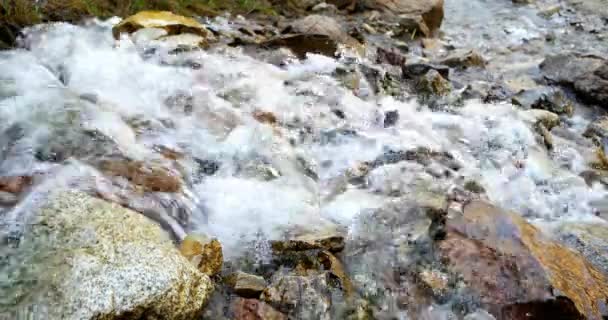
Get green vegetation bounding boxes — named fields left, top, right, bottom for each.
left=0, top=0, right=276, bottom=47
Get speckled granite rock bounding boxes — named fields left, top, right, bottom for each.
left=0, top=191, right=213, bottom=320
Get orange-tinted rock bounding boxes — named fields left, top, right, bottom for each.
left=232, top=298, right=286, bottom=320
left=438, top=201, right=608, bottom=319
left=253, top=110, right=278, bottom=125
left=98, top=159, right=181, bottom=193
left=0, top=175, right=32, bottom=194
left=180, top=234, right=224, bottom=276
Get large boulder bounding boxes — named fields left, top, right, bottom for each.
left=0, top=191, right=213, bottom=320
left=266, top=15, right=362, bottom=58
left=287, top=15, right=360, bottom=48
left=540, top=54, right=608, bottom=106
left=436, top=201, right=608, bottom=319
left=359, top=0, right=444, bottom=36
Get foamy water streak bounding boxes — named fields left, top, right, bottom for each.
left=0, top=19, right=606, bottom=256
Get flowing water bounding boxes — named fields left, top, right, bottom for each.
left=1, top=0, right=607, bottom=318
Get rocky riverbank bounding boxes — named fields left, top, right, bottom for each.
left=1, top=0, right=608, bottom=319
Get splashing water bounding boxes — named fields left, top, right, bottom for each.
left=0, top=16, right=606, bottom=260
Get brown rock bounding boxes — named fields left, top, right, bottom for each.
left=360, top=0, right=444, bottom=36
left=232, top=298, right=287, bottom=320
left=0, top=175, right=32, bottom=194
left=437, top=201, right=608, bottom=319
left=98, top=159, right=182, bottom=193
left=286, top=15, right=361, bottom=48
left=180, top=234, right=224, bottom=276
left=262, top=34, right=339, bottom=59
left=253, top=110, right=278, bottom=124
left=228, top=272, right=267, bottom=298
left=318, top=250, right=354, bottom=296
left=416, top=69, right=451, bottom=96
left=271, top=224, right=346, bottom=253
left=439, top=49, right=486, bottom=68
left=376, top=47, right=406, bottom=67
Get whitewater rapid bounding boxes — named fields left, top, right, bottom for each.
left=0, top=17, right=606, bottom=257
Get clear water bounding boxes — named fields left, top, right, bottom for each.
left=0, top=1, right=607, bottom=317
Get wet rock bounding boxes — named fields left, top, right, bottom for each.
left=438, top=49, right=486, bottom=69
left=180, top=234, right=224, bottom=276
left=227, top=272, right=267, bottom=298
left=584, top=116, right=608, bottom=143
left=403, top=63, right=450, bottom=79
left=232, top=298, right=287, bottom=320
left=112, top=11, right=213, bottom=42
left=384, top=110, right=399, bottom=127
left=35, top=127, right=123, bottom=163
left=573, top=63, right=608, bottom=106
left=436, top=201, right=608, bottom=319
left=536, top=123, right=554, bottom=150
left=555, top=222, right=608, bottom=276
left=286, top=15, right=361, bottom=49
left=262, top=34, right=339, bottom=58
left=271, top=224, right=346, bottom=253
left=0, top=191, right=213, bottom=319
left=541, top=54, right=604, bottom=85
left=360, top=0, right=445, bottom=36
left=318, top=250, right=354, bottom=296
left=540, top=54, right=608, bottom=106
left=511, top=88, right=574, bottom=115
left=463, top=180, right=485, bottom=194
left=520, top=109, right=560, bottom=130
left=253, top=110, right=278, bottom=125
left=0, top=191, right=18, bottom=206
left=0, top=175, right=32, bottom=194
left=261, top=272, right=332, bottom=318
left=376, top=47, right=406, bottom=67
left=464, top=310, right=496, bottom=320
left=416, top=69, right=451, bottom=96
left=98, top=159, right=182, bottom=193
left=359, top=64, right=403, bottom=96
left=370, top=147, right=460, bottom=171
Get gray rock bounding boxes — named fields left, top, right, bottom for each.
left=416, top=69, right=451, bottom=96
left=0, top=191, right=213, bottom=320
left=584, top=116, right=608, bottom=143
left=573, top=63, right=608, bottom=106
left=359, top=0, right=444, bottom=36
left=230, top=272, right=267, bottom=298
left=540, top=54, right=604, bottom=85
left=540, top=54, right=608, bottom=106
left=271, top=223, right=346, bottom=253
left=438, top=49, right=486, bottom=69
left=511, top=89, right=574, bottom=115
left=286, top=15, right=360, bottom=48
left=554, top=222, right=608, bottom=276
left=0, top=191, right=18, bottom=206
left=261, top=272, right=332, bottom=319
